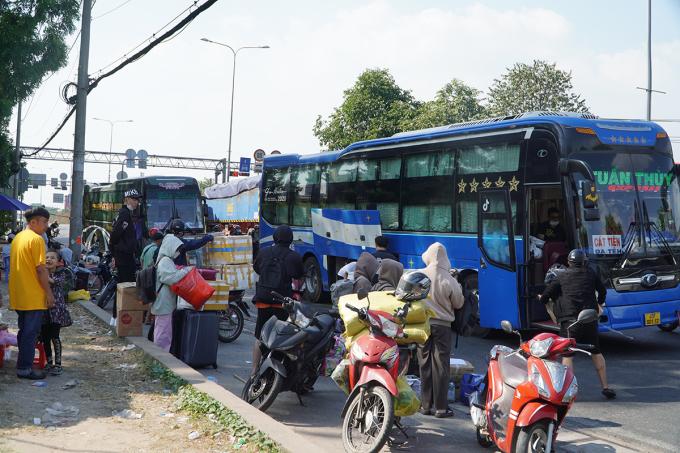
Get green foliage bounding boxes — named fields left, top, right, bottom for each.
left=487, top=60, right=589, bottom=116
left=146, top=361, right=189, bottom=392
left=402, top=79, right=485, bottom=130
left=198, top=178, right=213, bottom=196
left=313, top=68, right=420, bottom=151
left=0, top=0, right=81, bottom=187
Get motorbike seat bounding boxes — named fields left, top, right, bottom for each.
left=498, top=351, right=528, bottom=389
left=306, top=314, right=335, bottom=343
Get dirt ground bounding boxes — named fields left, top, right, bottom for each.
left=0, top=280, right=262, bottom=453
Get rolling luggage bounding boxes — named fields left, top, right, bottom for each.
left=174, top=310, right=220, bottom=368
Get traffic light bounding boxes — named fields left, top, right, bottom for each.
left=231, top=171, right=239, bottom=177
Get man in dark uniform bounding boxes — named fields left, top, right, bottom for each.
left=536, top=207, right=567, bottom=243
left=540, top=249, right=616, bottom=399
left=109, top=189, right=141, bottom=321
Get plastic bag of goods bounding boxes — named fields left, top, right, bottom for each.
left=338, top=292, right=436, bottom=337
left=343, top=321, right=431, bottom=351
left=406, top=375, right=421, bottom=401
left=331, top=359, right=351, bottom=395
left=394, top=375, right=420, bottom=417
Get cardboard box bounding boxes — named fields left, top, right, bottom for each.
left=179, top=280, right=231, bottom=311
left=116, top=310, right=143, bottom=336
left=116, top=282, right=144, bottom=311
left=449, top=358, right=474, bottom=401
left=202, top=236, right=252, bottom=265
left=208, top=264, right=255, bottom=290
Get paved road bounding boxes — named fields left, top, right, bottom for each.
left=101, top=291, right=680, bottom=452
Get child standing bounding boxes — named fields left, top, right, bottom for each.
left=42, top=249, right=72, bottom=375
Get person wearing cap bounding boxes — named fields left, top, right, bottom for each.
left=109, top=189, right=141, bottom=320
left=230, top=225, right=244, bottom=236
left=540, top=249, right=615, bottom=399
left=141, top=231, right=164, bottom=269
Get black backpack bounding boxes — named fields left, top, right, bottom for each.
left=256, top=247, right=291, bottom=304
left=136, top=265, right=158, bottom=305
left=451, top=284, right=480, bottom=348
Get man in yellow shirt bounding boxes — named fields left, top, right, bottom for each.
left=10, top=206, right=55, bottom=380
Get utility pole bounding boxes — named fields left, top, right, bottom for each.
left=11, top=102, right=21, bottom=231
left=646, top=0, right=652, bottom=121
left=69, top=0, right=92, bottom=258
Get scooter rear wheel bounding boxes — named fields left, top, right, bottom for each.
left=476, top=428, right=494, bottom=448
left=241, top=368, right=283, bottom=413
left=218, top=307, right=244, bottom=343
left=515, top=420, right=550, bottom=453
left=342, top=386, right=394, bottom=453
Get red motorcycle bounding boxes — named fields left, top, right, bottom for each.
left=469, top=309, right=599, bottom=453
left=340, top=288, right=416, bottom=453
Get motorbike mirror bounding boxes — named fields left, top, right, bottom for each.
left=577, top=309, right=599, bottom=324
left=357, top=288, right=369, bottom=300
left=501, top=320, right=514, bottom=334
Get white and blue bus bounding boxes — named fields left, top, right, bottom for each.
left=259, top=111, right=680, bottom=334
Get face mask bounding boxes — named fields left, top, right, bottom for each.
left=126, top=204, right=134, bottom=211
left=550, top=221, right=559, bottom=227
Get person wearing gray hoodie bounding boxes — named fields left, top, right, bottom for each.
left=151, top=235, right=193, bottom=352
left=371, top=259, right=403, bottom=292
left=353, top=252, right=379, bottom=294
left=418, top=242, right=464, bottom=418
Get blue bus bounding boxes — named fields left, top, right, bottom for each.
left=259, top=111, right=680, bottom=334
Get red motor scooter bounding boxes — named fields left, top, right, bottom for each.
left=469, top=309, right=599, bottom=453
left=340, top=288, right=416, bottom=453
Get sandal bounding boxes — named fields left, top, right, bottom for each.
left=42, top=364, right=53, bottom=374
left=418, top=407, right=432, bottom=416
left=434, top=407, right=455, bottom=419
left=602, top=388, right=616, bottom=399
left=51, top=365, right=63, bottom=375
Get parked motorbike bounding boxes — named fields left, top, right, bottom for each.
left=49, top=221, right=60, bottom=238
left=291, top=277, right=306, bottom=302
left=97, top=255, right=140, bottom=309
left=340, top=288, right=416, bottom=453
left=241, top=291, right=339, bottom=412
left=469, top=309, right=599, bottom=453
left=217, top=290, right=251, bottom=343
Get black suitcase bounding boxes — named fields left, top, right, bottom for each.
left=175, top=310, right=220, bottom=369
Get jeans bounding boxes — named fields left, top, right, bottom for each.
left=16, top=310, right=45, bottom=372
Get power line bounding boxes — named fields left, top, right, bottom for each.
left=28, top=0, right=219, bottom=156
left=92, top=0, right=131, bottom=20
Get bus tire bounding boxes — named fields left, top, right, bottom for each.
left=657, top=321, right=679, bottom=332
left=303, top=256, right=323, bottom=303
left=463, top=274, right=491, bottom=338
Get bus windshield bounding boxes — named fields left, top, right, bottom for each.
left=575, top=152, right=680, bottom=264
left=146, top=191, right=203, bottom=230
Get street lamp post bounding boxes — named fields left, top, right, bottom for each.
left=201, top=38, right=269, bottom=181
left=93, top=118, right=133, bottom=183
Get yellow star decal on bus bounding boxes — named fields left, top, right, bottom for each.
left=634, top=137, right=639, bottom=144
left=458, top=179, right=467, bottom=193
left=509, top=176, right=520, bottom=191
left=366, top=215, right=371, bottom=221
left=610, top=135, right=617, bottom=142
left=409, top=259, right=414, bottom=267
left=495, top=177, right=505, bottom=187
left=619, top=136, right=624, bottom=142
left=641, top=137, right=646, bottom=144
left=470, top=178, right=479, bottom=192
left=626, top=136, right=632, bottom=143
left=482, top=177, right=492, bottom=189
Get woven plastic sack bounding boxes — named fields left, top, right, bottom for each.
left=67, top=289, right=90, bottom=302
left=170, top=267, right=215, bottom=310
left=343, top=321, right=431, bottom=351
left=394, top=375, right=420, bottom=417
left=331, top=358, right=351, bottom=395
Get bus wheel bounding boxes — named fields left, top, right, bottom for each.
left=463, top=274, right=491, bottom=338
left=303, top=257, right=322, bottom=303
left=657, top=321, right=679, bottom=332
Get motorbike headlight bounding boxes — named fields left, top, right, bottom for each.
left=378, top=315, right=399, bottom=338
left=294, top=310, right=310, bottom=329
left=562, top=376, right=578, bottom=403
left=543, top=360, right=568, bottom=393
left=531, top=363, right=551, bottom=399
left=529, top=337, right=554, bottom=358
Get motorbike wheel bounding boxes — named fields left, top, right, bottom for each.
left=97, top=283, right=116, bottom=309
left=515, top=421, right=550, bottom=453
left=218, top=308, right=244, bottom=343
left=657, top=321, right=679, bottom=332
left=88, top=274, right=104, bottom=297
left=241, top=368, right=283, bottom=413
left=476, top=428, right=494, bottom=448
left=342, top=386, right=394, bottom=453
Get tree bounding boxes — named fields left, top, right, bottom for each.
left=198, top=178, right=214, bottom=195
left=401, top=79, right=485, bottom=131
left=486, top=60, right=589, bottom=116
left=313, top=68, right=420, bottom=151
left=0, top=0, right=80, bottom=187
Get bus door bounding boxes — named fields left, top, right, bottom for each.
left=477, top=188, right=520, bottom=329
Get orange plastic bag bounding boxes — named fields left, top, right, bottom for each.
left=170, top=267, right=215, bottom=310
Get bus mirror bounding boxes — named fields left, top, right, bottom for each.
left=203, top=204, right=209, bottom=217
left=581, top=180, right=599, bottom=209
left=584, top=208, right=600, bottom=222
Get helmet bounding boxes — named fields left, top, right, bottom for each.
left=234, top=225, right=241, bottom=230
left=149, top=228, right=159, bottom=236
left=544, top=263, right=567, bottom=285
left=168, top=219, right=186, bottom=235
left=568, top=249, right=587, bottom=264
left=395, top=271, right=431, bottom=302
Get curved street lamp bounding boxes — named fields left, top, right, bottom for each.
left=93, top=118, right=133, bottom=183
left=201, top=38, right=269, bottom=181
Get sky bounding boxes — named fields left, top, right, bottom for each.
left=10, top=0, right=680, bottom=207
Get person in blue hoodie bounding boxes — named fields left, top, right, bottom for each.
left=152, top=218, right=213, bottom=266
